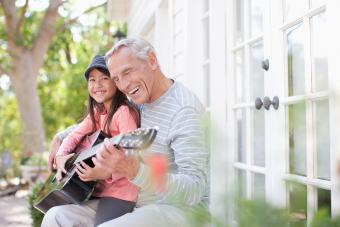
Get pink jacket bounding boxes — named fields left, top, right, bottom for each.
left=56, top=105, right=139, bottom=202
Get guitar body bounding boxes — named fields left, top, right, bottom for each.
left=34, top=131, right=106, bottom=214
left=34, top=127, right=157, bottom=214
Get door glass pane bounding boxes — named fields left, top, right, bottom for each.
left=311, top=13, right=328, bottom=92
left=289, top=103, right=306, bottom=176
left=287, top=23, right=305, bottom=96
left=235, top=49, right=245, bottom=103
left=252, top=173, right=265, bottom=199
left=253, top=110, right=265, bottom=167
left=237, top=169, right=247, bottom=199
left=284, top=0, right=307, bottom=22
left=317, top=188, right=331, bottom=216
left=288, top=183, right=307, bottom=227
left=236, top=109, right=247, bottom=163
left=235, top=0, right=245, bottom=44
left=250, top=0, right=265, bottom=37
left=250, top=41, right=264, bottom=99
left=315, top=100, right=330, bottom=180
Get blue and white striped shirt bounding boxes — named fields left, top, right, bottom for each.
left=132, top=81, right=208, bottom=207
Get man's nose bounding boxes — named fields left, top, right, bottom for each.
left=117, top=79, right=129, bottom=92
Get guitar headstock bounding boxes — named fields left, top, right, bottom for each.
left=112, top=127, right=158, bottom=150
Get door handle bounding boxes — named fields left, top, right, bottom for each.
left=263, top=96, right=279, bottom=110
left=255, top=97, right=263, bottom=110
left=255, top=96, right=279, bottom=110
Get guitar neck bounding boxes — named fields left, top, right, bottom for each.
left=74, top=134, right=123, bottom=164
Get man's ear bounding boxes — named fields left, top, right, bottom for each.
left=147, top=51, right=158, bottom=70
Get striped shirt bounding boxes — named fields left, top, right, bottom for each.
left=132, top=81, right=208, bottom=207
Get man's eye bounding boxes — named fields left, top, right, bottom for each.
left=113, top=77, right=119, bottom=82
left=123, top=70, right=131, bottom=76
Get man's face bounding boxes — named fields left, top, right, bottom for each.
left=107, top=48, right=156, bottom=104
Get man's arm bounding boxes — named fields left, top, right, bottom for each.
left=132, top=107, right=209, bottom=205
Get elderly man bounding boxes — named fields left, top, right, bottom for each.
left=43, top=37, right=208, bottom=227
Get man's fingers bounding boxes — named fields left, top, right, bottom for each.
left=75, top=168, right=83, bottom=176
left=92, top=157, right=101, bottom=167
left=76, top=163, right=85, bottom=173
left=79, top=161, right=90, bottom=170
left=75, top=168, right=87, bottom=181
left=103, top=138, right=117, bottom=154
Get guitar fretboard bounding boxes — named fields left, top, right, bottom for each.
left=74, top=134, right=123, bottom=164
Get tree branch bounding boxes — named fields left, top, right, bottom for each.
left=0, top=0, right=18, bottom=41
left=31, top=0, right=63, bottom=67
left=57, top=2, right=106, bottom=33
left=15, top=0, right=29, bottom=36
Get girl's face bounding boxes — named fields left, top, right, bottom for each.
left=88, top=69, right=117, bottom=110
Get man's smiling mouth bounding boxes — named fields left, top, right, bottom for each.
left=129, top=86, right=140, bottom=95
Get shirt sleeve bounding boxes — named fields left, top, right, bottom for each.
left=56, top=115, right=94, bottom=156
left=56, top=124, right=79, bottom=141
left=131, top=107, right=209, bottom=206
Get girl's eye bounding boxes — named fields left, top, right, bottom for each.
left=88, top=78, right=95, bottom=82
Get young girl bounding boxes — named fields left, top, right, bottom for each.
left=54, top=55, right=140, bottom=226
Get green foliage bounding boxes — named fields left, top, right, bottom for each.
left=27, top=181, right=45, bottom=227
left=311, top=208, right=340, bottom=227
left=188, top=204, right=224, bottom=227
left=0, top=1, right=112, bottom=176
left=237, top=199, right=290, bottom=227
left=20, top=153, right=47, bottom=166
left=187, top=198, right=340, bottom=227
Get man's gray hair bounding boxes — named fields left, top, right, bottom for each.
left=105, top=37, right=156, bottom=62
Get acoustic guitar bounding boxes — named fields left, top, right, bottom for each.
left=34, top=127, right=157, bottom=214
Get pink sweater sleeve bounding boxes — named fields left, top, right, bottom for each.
left=56, top=115, right=94, bottom=156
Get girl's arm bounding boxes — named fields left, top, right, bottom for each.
left=56, top=115, right=95, bottom=156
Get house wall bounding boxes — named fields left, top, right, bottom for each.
left=108, top=0, right=340, bottom=224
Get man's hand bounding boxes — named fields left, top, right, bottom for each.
left=95, top=138, right=141, bottom=180
left=48, top=135, right=62, bottom=172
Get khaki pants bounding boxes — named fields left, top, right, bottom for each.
left=41, top=200, right=192, bottom=227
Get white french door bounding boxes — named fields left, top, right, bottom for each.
left=226, top=0, right=340, bottom=225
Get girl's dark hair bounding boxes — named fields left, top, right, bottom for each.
left=87, top=68, right=140, bottom=137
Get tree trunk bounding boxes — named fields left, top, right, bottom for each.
left=10, top=52, right=46, bottom=156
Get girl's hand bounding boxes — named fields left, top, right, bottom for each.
left=75, top=160, right=112, bottom=181
left=55, top=153, right=74, bottom=181
left=48, top=135, right=62, bottom=172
